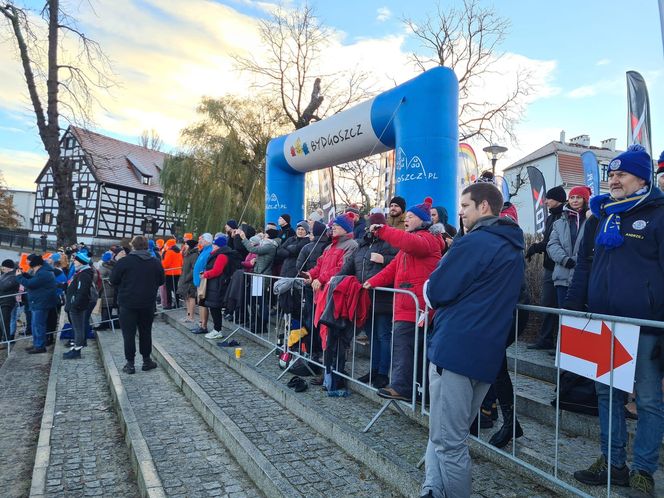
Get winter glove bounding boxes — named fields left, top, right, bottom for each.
left=525, top=244, right=537, bottom=260
left=564, top=258, right=576, bottom=269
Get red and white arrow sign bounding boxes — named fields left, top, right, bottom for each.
left=558, top=316, right=639, bottom=393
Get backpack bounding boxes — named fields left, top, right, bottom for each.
left=551, top=371, right=599, bottom=416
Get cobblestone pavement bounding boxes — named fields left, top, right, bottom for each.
left=45, top=339, right=139, bottom=497
left=101, top=330, right=263, bottom=498
left=159, top=317, right=558, bottom=498
left=154, top=326, right=395, bottom=498
left=0, top=343, right=51, bottom=498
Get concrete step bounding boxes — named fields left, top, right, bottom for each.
left=162, top=312, right=564, bottom=497
left=95, top=329, right=263, bottom=498
left=30, top=337, right=140, bottom=497
left=507, top=341, right=558, bottom=384
left=0, top=339, right=51, bottom=498
left=151, top=323, right=399, bottom=497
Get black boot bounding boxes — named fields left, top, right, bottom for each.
left=489, top=406, right=523, bottom=448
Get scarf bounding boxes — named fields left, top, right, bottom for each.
left=589, top=187, right=649, bottom=250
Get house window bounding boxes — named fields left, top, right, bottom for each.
left=43, top=186, right=54, bottom=198
left=142, top=175, right=151, bottom=186
left=76, top=213, right=87, bottom=227
left=41, top=212, right=53, bottom=225
left=72, top=159, right=82, bottom=171
left=65, top=137, right=75, bottom=149
left=600, top=163, right=609, bottom=182
left=78, top=186, right=90, bottom=199
left=143, top=195, right=159, bottom=209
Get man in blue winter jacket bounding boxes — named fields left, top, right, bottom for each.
left=566, top=145, right=664, bottom=497
left=421, top=183, right=524, bottom=498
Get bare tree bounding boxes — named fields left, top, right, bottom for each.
left=405, top=0, right=531, bottom=144
left=233, top=4, right=370, bottom=130
left=0, top=171, right=22, bottom=228
left=1, top=1, right=112, bottom=245
left=138, top=129, right=164, bottom=151
left=334, top=157, right=382, bottom=210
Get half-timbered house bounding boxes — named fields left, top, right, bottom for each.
left=32, top=126, right=184, bottom=243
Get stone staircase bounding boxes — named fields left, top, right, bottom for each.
left=5, top=307, right=661, bottom=497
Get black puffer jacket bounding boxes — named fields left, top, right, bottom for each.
left=296, top=235, right=330, bottom=272
left=0, top=271, right=19, bottom=307
left=110, top=250, right=165, bottom=309
left=338, top=233, right=398, bottom=314
left=277, top=235, right=310, bottom=277
left=204, top=246, right=242, bottom=308
left=65, top=266, right=94, bottom=312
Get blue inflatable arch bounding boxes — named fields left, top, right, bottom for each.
left=265, top=67, right=459, bottom=225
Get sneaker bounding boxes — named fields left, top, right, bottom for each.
left=629, top=470, right=655, bottom=496
left=27, top=347, right=47, bottom=354
left=122, top=363, right=136, bottom=375
left=573, top=455, right=630, bottom=487
left=191, top=327, right=208, bottom=335
left=62, top=348, right=81, bottom=360
left=142, top=358, right=158, bottom=371
left=205, top=329, right=224, bottom=340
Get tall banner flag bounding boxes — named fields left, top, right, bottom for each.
left=458, top=143, right=479, bottom=197
left=581, top=151, right=600, bottom=197
left=626, top=71, right=652, bottom=157
left=495, top=175, right=511, bottom=202
left=527, top=166, right=548, bottom=234
left=317, top=167, right=336, bottom=223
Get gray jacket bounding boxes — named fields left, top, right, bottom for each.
left=546, top=207, right=587, bottom=287
left=242, top=237, right=281, bottom=275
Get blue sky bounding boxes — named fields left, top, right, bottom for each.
left=0, top=0, right=662, bottom=189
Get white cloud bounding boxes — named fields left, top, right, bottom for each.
left=377, top=7, right=392, bottom=22
left=567, top=78, right=623, bottom=99
left=596, top=58, right=611, bottom=66
left=0, top=149, right=46, bottom=190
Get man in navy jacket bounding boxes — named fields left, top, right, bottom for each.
left=566, top=145, right=663, bottom=496
left=421, top=183, right=524, bottom=498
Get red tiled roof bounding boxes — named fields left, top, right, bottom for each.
left=70, top=126, right=167, bottom=194
left=558, top=153, right=609, bottom=190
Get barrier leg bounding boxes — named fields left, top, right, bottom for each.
left=363, top=399, right=408, bottom=433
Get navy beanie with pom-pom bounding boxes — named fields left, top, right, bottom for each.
left=407, top=197, right=433, bottom=223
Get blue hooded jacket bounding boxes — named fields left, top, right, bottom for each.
left=426, top=216, right=525, bottom=383
left=193, top=244, right=213, bottom=287
left=16, top=263, right=58, bottom=311
left=566, top=188, right=664, bottom=335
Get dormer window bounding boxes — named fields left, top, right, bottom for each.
left=65, top=137, right=75, bottom=149
left=142, top=176, right=151, bottom=186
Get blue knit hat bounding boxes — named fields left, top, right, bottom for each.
left=407, top=197, right=433, bottom=223
left=213, top=235, right=228, bottom=247
left=101, top=251, right=113, bottom=262
left=226, top=219, right=238, bottom=230
left=74, top=252, right=91, bottom=264
left=608, top=144, right=652, bottom=183
left=333, top=213, right=354, bottom=234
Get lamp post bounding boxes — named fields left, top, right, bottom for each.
left=483, top=144, right=508, bottom=176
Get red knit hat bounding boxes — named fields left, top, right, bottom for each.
left=568, top=186, right=592, bottom=204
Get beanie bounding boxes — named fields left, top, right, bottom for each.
left=148, top=239, right=155, bottom=251
left=28, top=254, right=44, bottom=267
left=311, top=220, right=326, bottom=237
left=101, top=251, right=113, bottom=263
left=49, top=253, right=62, bottom=263
left=280, top=214, right=291, bottom=225
left=296, top=220, right=310, bottom=234
left=265, top=228, right=280, bottom=239
left=333, top=213, right=354, bottom=234
left=657, top=150, right=664, bottom=175
left=345, top=203, right=360, bottom=215
left=156, top=239, right=164, bottom=249
left=476, top=170, right=495, bottom=184
left=201, top=232, right=213, bottom=243
left=307, top=211, right=323, bottom=223
left=389, top=196, right=406, bottom=212
left=432, top=206, right=449, bottom=226
left=165, top=239, right=176, bottom=248
left=369, top=207, right=384, bottom=215
left=407, top=197, right=433, bottom=223
left=213, top=235, right=228, bottom=248
left=608, top=144, right=652, bottom=183
left=546, top=186, right=567, bottom=204
left=369, top=212, right=386, bottom=225
left=183, top=232, right=194, bottom=241
left=1, top=259, right=15, bottom=269
left=226, top=219, right=238, bottom=230
left=74, top=252, right=90, bottom=265
left=185, top=239, right=198, bottom=249
left=568, top=185, right=592, bottom=205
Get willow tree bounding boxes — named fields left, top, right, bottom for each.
left=161, top=95, right=289, bottom=233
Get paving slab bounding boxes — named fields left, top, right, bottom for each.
left=97, top=329, right=263, bottom=498
left=0, top=342, right=51, bottom=498
left=160, top=313, right=560, bottom=498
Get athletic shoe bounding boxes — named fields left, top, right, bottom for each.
left=629, top=470, right=655, bottom=496
left=191, top=327, right=208, bottom=335
left=122, top=363, right=136, bottom=375
left=27, top=347, right=47, bottom=354
left=574, top=455, right=630, bottom=487
left=205, top=329, right=224, bottom=340
left=62, top=348, right=81, bottom=360
left=142, top=358, right=158, bottom=371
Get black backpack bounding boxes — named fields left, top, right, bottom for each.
left=551, top=371, right=598, bottom=416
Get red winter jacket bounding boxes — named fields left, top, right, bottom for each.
left=367, top=225, right=445, bottom=322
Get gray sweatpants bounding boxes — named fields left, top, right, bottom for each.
left=422, top=364, right=490, bottom=498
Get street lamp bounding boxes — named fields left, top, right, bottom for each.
left=483, top=144, right=508, bottom=176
